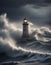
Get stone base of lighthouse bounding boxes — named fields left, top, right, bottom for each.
left=18, top=36, right=36, bottom=45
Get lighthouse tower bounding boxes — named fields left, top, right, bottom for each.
left=22, top=17, right=29, bottom=38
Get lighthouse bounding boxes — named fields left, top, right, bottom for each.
left=22, top=17, right=29, bottom=38
left=18, top=17, right=35, bottom=43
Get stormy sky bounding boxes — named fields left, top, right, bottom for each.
left=0, top=0, right=51, bottom=55
left=0, top=0, right=51, bottom=27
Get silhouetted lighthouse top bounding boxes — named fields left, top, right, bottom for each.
left=22, top=17, right=29, bottom=38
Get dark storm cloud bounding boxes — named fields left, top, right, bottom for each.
left=20, top=4, right=51, bottom=26
left=0, top=0, right=51, bottom=13
left=0, top=0, right=51, bottom=26
left=0, top=0, right=51, bottom=7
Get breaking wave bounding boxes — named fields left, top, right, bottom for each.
left=0, top=13, right=51, bottom=65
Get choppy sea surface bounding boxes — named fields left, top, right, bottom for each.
left=0, top=40, right=51, bottom=65
left=0, top=14, right=51, bottom=65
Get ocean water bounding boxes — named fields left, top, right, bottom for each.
left=0, top=14, right=51, bottom=65
left=0, top=40, right=51, bottom=65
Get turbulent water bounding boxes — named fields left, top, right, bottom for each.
left=0, top=13, right=51, bottom=65
left=0, top=40, right=51, bottom=65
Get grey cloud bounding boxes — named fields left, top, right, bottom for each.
left=0, top=0, right=51, bottom=17
left=20, top=4, right=51, bottom=26
left=0, top=3, right=51, bottom=26
left=0, top=0, right=51, bottom=8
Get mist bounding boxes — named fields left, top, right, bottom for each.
left=0, top=13, right=51, bottom=57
